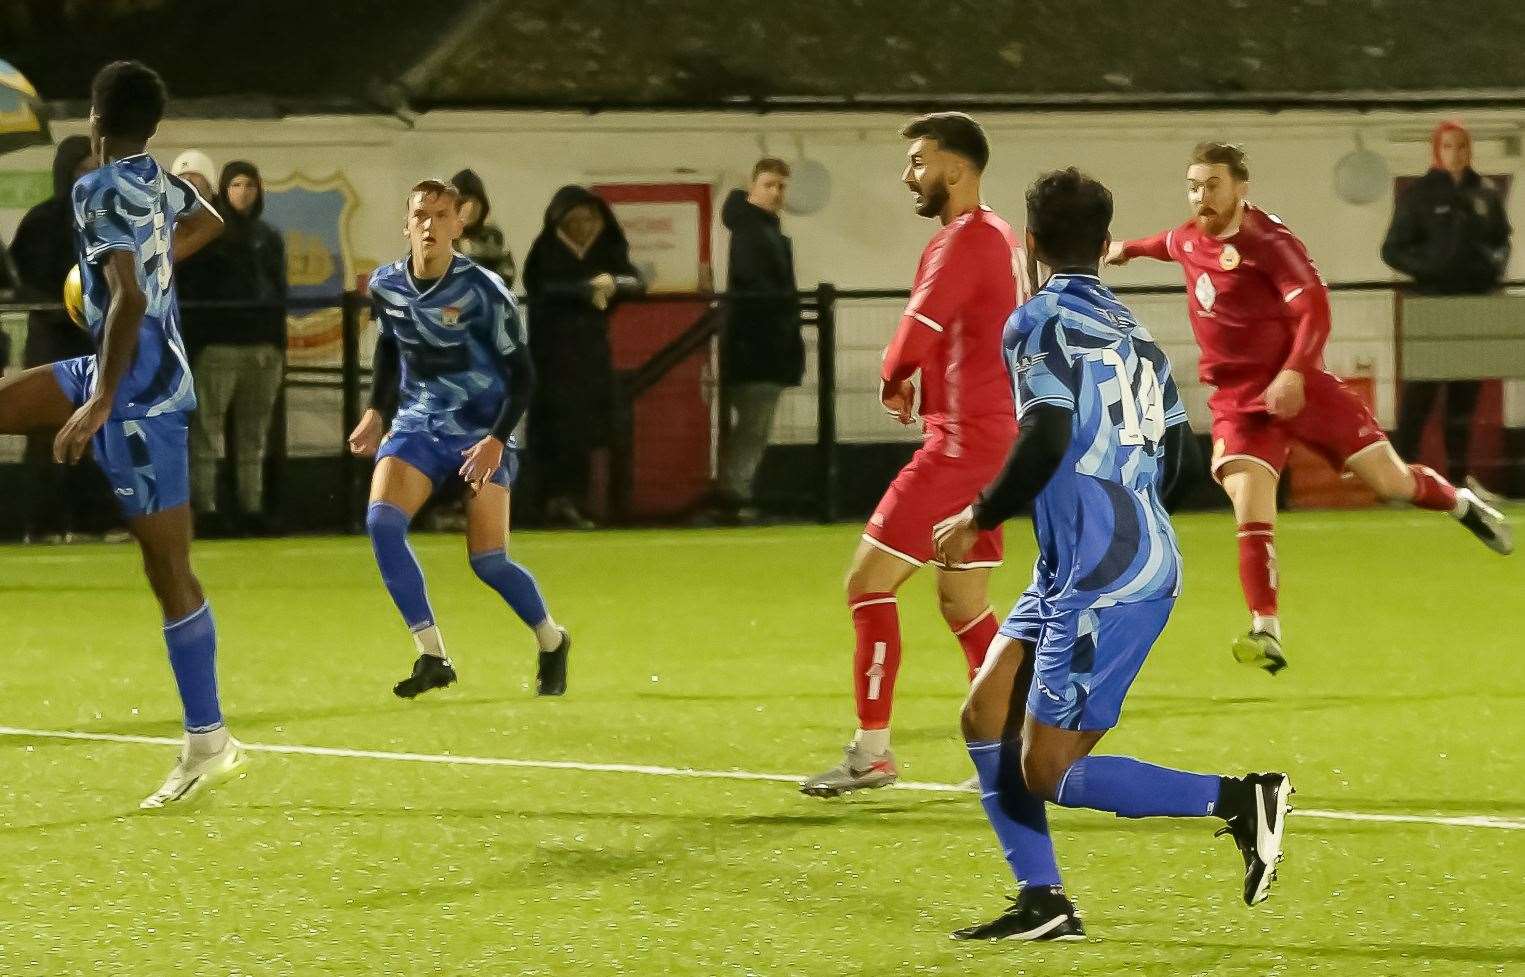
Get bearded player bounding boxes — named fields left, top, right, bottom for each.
left=1108, top=142, right=1512, bottom=675
left=801, top=112, right=1027, bottom=796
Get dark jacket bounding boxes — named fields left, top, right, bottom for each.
left=523, top=185, right=645, bottom=450
left=179, top=160, right=287, bottom=352
left=721, top=188, right=803, bottom=386
left=8, top=135, right=96, bottom=366
left=451, top=168, right=516, bottom=288
left=1381, top=168, right=1512, bottom=294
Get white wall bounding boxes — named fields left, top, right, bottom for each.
left=5, top=105, right=1523, bottom=448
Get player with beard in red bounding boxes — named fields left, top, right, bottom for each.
left=801, top=112, right=1028, bottom=797
left=1109, top=142, right=1512, bottom=675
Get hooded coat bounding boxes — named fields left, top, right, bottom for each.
left=451, top=168, right=516, bottom=288
left=720, top=188, right=803, bottom=386
left=9, top=135, right=96, bottom=366
left=1382, top=121, right=1513, bottom=294
left=523, top=185, right=645, bottom=451
left=178, top=160, right=287, bottom=353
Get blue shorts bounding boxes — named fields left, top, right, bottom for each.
left=377, top=428, right=518, bottom=491
left=53, top=357, right=190, bottom=519
left=1000, top=593, right=1174, bottom=732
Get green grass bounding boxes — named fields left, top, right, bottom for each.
left=2, top=510, right=1523, bottom=976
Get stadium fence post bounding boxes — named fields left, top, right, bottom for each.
left=340, top=290, right=362, bottom=533
left=815, top=282, right=838, bottom=522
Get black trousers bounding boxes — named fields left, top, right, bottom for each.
left=1393, top=380, right=1482, bottom=483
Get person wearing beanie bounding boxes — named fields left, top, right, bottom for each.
left=186, top=160, right=288, bottom=536
left=170, top=148, right=217, bottom=202
left=1382, top=120, right=1513, bottom=485
left=450, top=168, right=516, bottom=288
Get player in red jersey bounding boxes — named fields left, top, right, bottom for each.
left=1109, top=142, right=1512, bottom=674
left=801, top=112, right=1028, bottom=796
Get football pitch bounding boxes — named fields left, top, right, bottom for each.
left=2, top=510, right=1522, bottom=976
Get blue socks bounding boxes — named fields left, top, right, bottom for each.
left=163, top=602, right=222, bottom=733
left=968, top=741, right=1061, bottom=888
left=367, top=501, right=435, bottom=631
left=469, top=548, right=549, bottom=629
left=1055, top=755, right=1222, bottom=818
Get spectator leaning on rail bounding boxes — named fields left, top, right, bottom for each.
left=8, top=134, right=115, bottom=542
left=451, top=168, right=516, bottom=288
left=523, top=185, right=645, bottom=529
left=711, top=157, right=803, bottom=523
left=187, top=160, right=289, bottom=537
left=1381, top=119, right=1513, bottom=485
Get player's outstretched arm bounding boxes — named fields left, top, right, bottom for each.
left=172, top=204, right=224, bottom=264
left=54, top=250, right=146, bottom=463
left=1109, top=231, right=1173, bottom=265
left=933, top=405, right=1072, bottom=563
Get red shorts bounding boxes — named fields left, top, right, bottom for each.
left=864, top=444, right=1006, bottom=569
left=1209, top=370, right=1387, bottom=479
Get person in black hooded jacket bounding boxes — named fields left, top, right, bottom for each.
left=186, top=160, right=288, bottom=535
left=1382, top=120, right=1513, bottom=484
left=451, top=168, right=516, bottom=288
left=8, top=134, right=115, bottom=540
left=716, top=158, right=803, bottom=519
left=523, top=185, right=645, bottom=528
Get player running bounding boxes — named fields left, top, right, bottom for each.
left=1109, top=142, right=1512, bottom=674
left=936, top=169, right=1291, bottom=941
left=0, top=61, right=245, bottom=807
left=801, top=112, right=1027, bottom=797
left=348, top=179, right=571, bottom=699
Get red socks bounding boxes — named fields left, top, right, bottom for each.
left=951, top=608, right=998, bottom=680
left=1236, top=522, right=1278, bottom=617
left=1409, top=464, right=1458, bottom=512
left=850, top=592, right=901, bottom=730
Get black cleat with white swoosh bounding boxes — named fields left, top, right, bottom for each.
left=1216, top=772, right=1294, bottom=905
left=951, top=885, right=1086, bottom=942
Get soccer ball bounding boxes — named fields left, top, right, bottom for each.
left=63, top=264, right=85, bottom=327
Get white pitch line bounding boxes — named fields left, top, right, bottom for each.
left=3, top=726, right=1522, bottom=830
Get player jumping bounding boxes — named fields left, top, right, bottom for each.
left=0, top=61, right=245, bottom=807
left=936, top=168, right=1291, bottom=940
left=1108, top=142, right=1512, bottom=674
left=801, top=112, right=1027, bottom=797
left=348, top=179, right=571, bottom=699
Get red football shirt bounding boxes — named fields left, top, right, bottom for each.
left=1123, top=203, right=1331, bottom=399
left=882, top=205, right=1026, bottom=458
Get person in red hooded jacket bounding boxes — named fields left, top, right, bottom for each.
left=1382, top=120, right=1513, bottom=484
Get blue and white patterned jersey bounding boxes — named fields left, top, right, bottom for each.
left=1006, top=273, right=1188, bottom=609
left=70, top=154, right=204, bottom=418
left=369, top=254, right=524, bottom=442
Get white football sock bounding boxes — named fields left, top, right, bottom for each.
left=412, top=624, right=447, bottom=659
left=1252, top=613, right=1282, bottom=641
left=533, top=617, right=563, bottom=653
left=854, top=727, right=891, bottom=756
left=186, top=725, right=229, bottom=757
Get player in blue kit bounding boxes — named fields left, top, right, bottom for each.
left=0, top=61, right=245, bottom=808
left=348, top=179, right=570, bottom=698
left=934, top=169, right=1293, bottom=941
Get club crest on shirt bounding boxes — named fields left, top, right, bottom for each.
left=440, top=306, right=462, bottom=327
left=1219, top=244, right=1241, bottom=271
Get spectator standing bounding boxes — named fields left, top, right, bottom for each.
left=8, top=134, right=112, bottom=541
left=523, top=185, right=645, bottom=528
left=1381, top=120, right=1513, bottom=484
left=170, top=149, right=217, bottom=201
left=187, top=160, right=288, bottom=535
left=451, top=168, right=516, bottom=287
left=714, top=158, right=803, bottom=521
